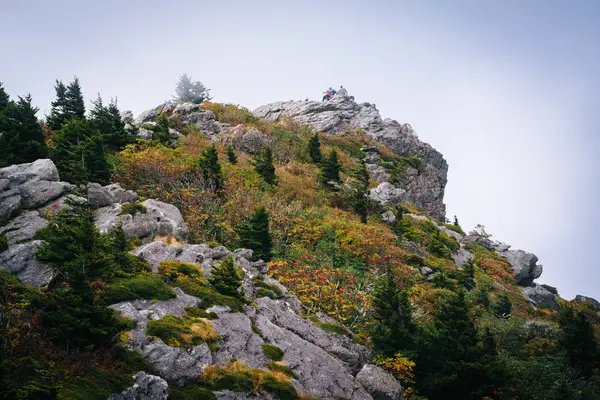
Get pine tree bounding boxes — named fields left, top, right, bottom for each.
left=90, top=95, right=133, bottom=151
left=197, top=143, right=223, bottom=191
left=150, top=114, right=172, bottom=145
left=253, top=146, right=277, bottom=185
left=453, top=215, right=460, bottom=227
left=65, top=77, right=85, bottom=120
left=46, top=77, right=86, bottom=131
left=208, top=255, right=243, bottom=297
left=226, top=145, right=237, bottom=164
left=52, top=119, right=110, bottom=184
left=558, top=306, right=600, bottom=379
left=493, top=293, right=512, bottom=318
left=0, top=90, right=48, bottom=167
left=174, top=73, right=212, bottom=104
left=238, top=206, right=273, bottom=262
left=370, top=272, right=417, bottom=357
left=307, top=133, right=322, bottom=164
left=352, top=159, right=370, bottom=223
left=320, top=149, right=341, bottom=186
left=459, top=259, right=475, bottom=290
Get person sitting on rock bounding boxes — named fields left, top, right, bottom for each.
left=339, top=85, right=348, bottom=97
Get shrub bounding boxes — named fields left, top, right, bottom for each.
left=159, top=260, right=204, bottom=282
left=253, top=146, right=277, bottom=185
left=199, top=103, right=257, bottom=125
left=0, top=234, right=7, bottom=253
left=265, top=361, right=297, bottom=379
left=262, top=343, right=284, bottom=361
left=184, top=306, right=219, bottom=320
left=226, top=145, right=237, bottom=164
left=146, top=314, right=219, bottom=347
left=443, top=223, right=465, bottom=236
left=315, top=321, right=349, bottom=336
left=104, top=274, right=176, bottom=304
left=208, top=255, right=243, bottom=297
left=169, top=385, right=217, bottom=400
left=171, top=275, right=244, bottom=312
left=119, top=202, right=147, bottom=216
left=253, top=276, right=283, bottom=299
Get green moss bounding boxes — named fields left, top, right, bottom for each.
left=206, top=372, right=253, bottom=391
left=315, top=322, right=349, bottom=336
left=175, top=278, right=244, bottom=312
left=262, top=343, right=284, bottom=361
left=169, top=385, right=217, bottom=400
left=443, top=223, right=466, bottom=236
left=0, top=234, right=8, bottom=253
left=120, top=202, right=147, bottom=216
left=146, top=313, right=219, bottom=347
left=252, top=324, right=263, bottom=337
left=253, top=276, right=283, bottom=299
left=265, top=362, right=298, bottom=379
left=261, top=376, right=297, bottom=400
left=185, top=306, right=219, bottom=320
left=104, top=274, right=175, bottom=304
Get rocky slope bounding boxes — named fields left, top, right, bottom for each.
left=253, top=96, right=448, bottom=219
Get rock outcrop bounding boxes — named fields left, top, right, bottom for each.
left=253, top=96, right=448, bottom=218
left=110, top=242, right=402, bottom=399
left=521, top=284, right=559, bottom=310
left=134, top=101, right=221, bottom=137
left=575, top=295, right=600, bottom=312
left=108, top=372, right=169, bottom=400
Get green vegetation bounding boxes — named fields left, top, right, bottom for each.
left=0, top=234, right=8, bottom=253
left=262, top=343, right=284, bottom=361
left=196, top=143, right=223, bottom=191
left=253, top=275, right=283, bottom=299
left=119, top=202, right=147, bottom=216
left=104, top=274, right=175, bottom=304
left=208, top=255, right=243, bottom=297
left=444, top=222, right=465, bottom=236
left=169, top=385, right=217, bottom=400
left=320, top=149, right=341, bottom=186
left=266, top=362, right=298, bottom=379
left=315, top=321, right=349, bottom=336
left=307, top=132, right=322, bottom=163
left=146, top=312, right=220, bottom=347
left=253, top=146, right=277, bottom=185
left=226, top=144, right=238, bottom=164
left=238, top=206, right=273, bottom=262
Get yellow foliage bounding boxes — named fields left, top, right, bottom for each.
left=153, top=235, right=184, bottom=246
left=373, top=353, right=416, bottom=384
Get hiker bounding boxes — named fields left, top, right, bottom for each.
left=339, top=85, right=348, bottom=97
left=322, top=88, right=332, bottom=101
left=329, top=87, right=337, bottom=97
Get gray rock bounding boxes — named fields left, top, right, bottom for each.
left=95, top=199, right=189, bottom=244
left=138, top=127, right=153, bottom=140
left=356, top=364, right=403, bottom=400
left=574, top=295, right=600, bottom=311
left=0, top=159, right=59, bottom=184
left=107, top=371, right=168, bottom=400
left=104, top=183, right=138, bottom=204
left=131, top=242, right=213, bottom=271
left=211, top=312, right=267, bottom=368
left=254, top=98, right=447, bottom=218
left=370, top=183, right=406, bottom=206
left=233, top=248, right=254, bottom=261
left=214, top=391, right=275, bottom=400
left=438, top=225, right=463, bottom=241
left=420, top=267, right=434, bottom=276
left=0, top=211, right=48, bottom=244
left=381, top=210, right=396, bottom=225
left=500, top=249, right=543, bottom=286
left=452, top=249, right=474, bottom=268
left=232, top=127, right=271, bottom=154
left=0, top=241, right=54, bottom=287
left=0, top=192, right=22, bottom=224
left=135, top=102, right=221, bottom=137
left=367, top=164, right=391, bottom=183
left=87, top=183, right=114, bottom=209
left=0, top=178, right=9, bottom=191
left=521, top=284, right=559, bottom=310
left=19, top=180, right=73, bottom=209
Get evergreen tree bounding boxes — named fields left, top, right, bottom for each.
left=197, top=143, right=223, bottom=191
left=52, top=119, right=110, bottom=184
left=307, top=133, right=322, bottom=164
left=352, top=159, right=370, bottom=223
left=453, top=215, right=460, bottom=227
left=174, top=73, right=212, bottom=104
left=253, top=146, right=277, bottom=185
left=46, top=77, right=85, bottom=130
left=238, top=206, right=273, bottom=262
left=226, top=144, right=238, bottom=164
left=370, top=272, right=417, bottom=356
left=320, top=149, right=341, bottom=186
left=0, top=90, right=48, bottom=167
left=149, top=114, right=172, bottom=145
left=90, top=95, right=133, bottom=151
left=493, top=293, right=512, bottom=318
left=459, top=259, right=475, bottom=290
left=208, top=255, right=243, bottom=297
left=558, top=306, right=600, bottom=379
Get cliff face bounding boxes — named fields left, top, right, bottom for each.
left=253, top=96, right=448, bottom=219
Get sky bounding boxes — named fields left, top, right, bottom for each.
left=1, top=0, right=599, bottom=299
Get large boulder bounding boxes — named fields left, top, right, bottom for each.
left=254, top=97, right=448, bottom=218
left=87, top=183, right=114, bottom=209
left=500, top=249, right=543, bottom=286
left=135, top=101, right=221, bottom=137
left=370, top=183, right=406, bottom=206
left=0, top=241, right=54, bottom=287
left=0, top=210, right=48, bottom=244
left=107, top=372, right=169, bottom=400
left=521, top=284, right=559, bottom=310
left=575, top=295, right=600, bottom=312
left=452, top=248, right=474, bottom=268
left=356, top=364, right=404, bottom=400
left=95, top=199, right=189, bottom=244
left=231, top=127, right=271, bottom=154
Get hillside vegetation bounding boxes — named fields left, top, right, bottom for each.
left=0, top=78, right=599, bottom=400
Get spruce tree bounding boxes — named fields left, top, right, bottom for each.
left=208, top=255, right=243, bottom=297
left=307, top=133, right=322, bottom=164
left=453, top=215, right=460, bottom=227
left=90, top=95, right=132, bottom=151
left=52, top=119, right=110, bottom=184
left=320, top=149, right=341, bottom=186
left=238, top=206, right=273, bottom=262
left=459, top=259, right=475, bottom=290
left=174, top=73, right=212, bottom=104
left=150, top=114, right=172, bottom=145
left=253, top=146, right=277, bottom=185
left=370, top=272, right=417, bottom=357
left=65, top=77, right=85, bottom=120
left=352, top=159, right=370, bottom=223
left=197, top=143, right=223, bottom=191
left=46, top=80, right=69, bottom=130
left=226, top=144, right=237, bottom=164
left=493, top=293, right=512, bottom=318
left=0, top=90, right=48, bottom=167
left=558, top=306, right=600, bottom=379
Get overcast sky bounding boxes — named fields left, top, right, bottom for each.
left=2, top=0, right=599, bottom=300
